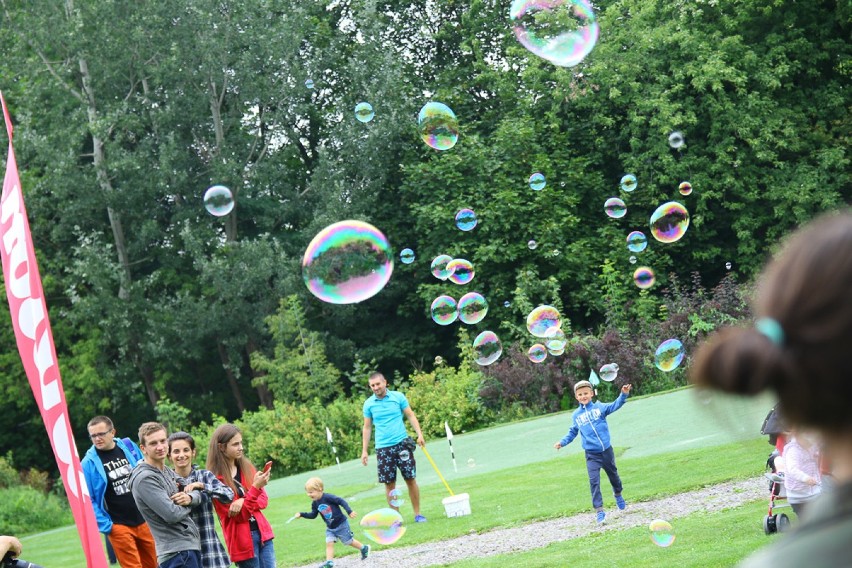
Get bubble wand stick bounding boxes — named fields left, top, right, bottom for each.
left=420, top=445, right=455, bottom=497
left=444, top=421, right=458, bottom=473
left=326, top=427, right=341, bottom=470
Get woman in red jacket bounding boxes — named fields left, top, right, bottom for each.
left=206, top=424, right=276, bottom=568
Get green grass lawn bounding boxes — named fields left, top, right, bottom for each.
left=17, top=388, right=777, bottom=567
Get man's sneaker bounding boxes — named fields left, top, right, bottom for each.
left=360, top=544, right=370, bottom=560
left=414, top=514, right=427, bottom=523
left=596, top=510, right=606, bottom=525
left=615, top=495, right=627, bottom=510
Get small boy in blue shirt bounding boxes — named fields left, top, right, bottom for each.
left=295, top=477, right=370, bottom=567
left=554, top=380, right=632, bottom=525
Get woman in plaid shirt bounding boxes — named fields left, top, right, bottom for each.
left=169, top=431, right=234, bottom=568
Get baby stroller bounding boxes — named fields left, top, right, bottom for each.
left=763, top=449, right=791, bottom=534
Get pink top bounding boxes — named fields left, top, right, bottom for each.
left=783, top=437, right=822, bottom=503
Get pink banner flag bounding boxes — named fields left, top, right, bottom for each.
left=0, top=91, right=108, bottom=567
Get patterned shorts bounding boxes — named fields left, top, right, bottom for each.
left=376, top=440, right=417, bottom=484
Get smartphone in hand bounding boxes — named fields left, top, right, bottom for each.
left=263, top=461, right=273, bottom=473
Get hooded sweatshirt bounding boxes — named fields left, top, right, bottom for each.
left=81, top=437, right=144, bottom=533
left=559, top=392, right=628, bottom=452
left=128, top=462, right=201, bottom=563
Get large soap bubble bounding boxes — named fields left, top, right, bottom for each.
left=626, top=231, right=648, bottom=253
left=655, top=339, right=685, bottom=372
left=458, top=292, right=488, bottom=324
left=431, top=295, right=458, bottom=326
left=650, top=202, right=690, bottom=243
left=302, top=220, right=393, bottom=304
left=649, top=519, right=675, bottom=547
left=204, top=185, right=235, bottom=217
left=355, top=102, right=375, bottom=123
left=431, top=255, right=454, bottom=280
left=620, top=174, right=637, bottom=192
left=600, top=363, right=619, bottom=382
left=509, top=0, right=599, bottom=68
left=400, top=248, right=416, bottom=264
left=529, top=172, right=546, bottom=191
left=447, top=259, right=475, bottom=285
left=633, top=266, right=656, bottom=289
left=455, top=208, right=478, bottom=231
left=526, top=305, right=561, bottom=338
left=473, top=331, right=502, bottom=366
left=360, top=508, right=406, bottom=545
left=605, top=197, right=627, bottom=219
left=418, top=102, right=459, bottom=150
left=528, top=343, right=547, bottom=363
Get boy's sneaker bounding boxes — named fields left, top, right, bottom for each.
left=361, top=544, right=370, bottom=560
left=596, top=510, right=606, bottom=525
left=615, top=495, right=627, bottom=510
left=415, top=514, right=427, bottom=523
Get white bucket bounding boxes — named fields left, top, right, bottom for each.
left=442, top=492, right=471, bottom=517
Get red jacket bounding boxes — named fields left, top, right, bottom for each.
left=212, top=474, right=274, bottom=562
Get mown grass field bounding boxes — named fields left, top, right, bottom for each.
left=19, top=388, right=781, bottom=567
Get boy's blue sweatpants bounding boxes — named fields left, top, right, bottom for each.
left=585, top=446, right=623, bottom=510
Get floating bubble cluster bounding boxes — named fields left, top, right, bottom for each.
left=633, top=266, right=656, bottom=289
left=678, top=181, right=692, bottom=196
left=626, top=231, right=648, bottom=253
left=361, top=508, right=406, bottom=545
left=509, top=0, right=599, bottom=68
left=302, top=220, right=393, bottom=304
left=529, top=172, right=546, bottom=191
left=526, top=305, right=562, bottom=338
left=204, top=185, right=235, bottom=217
left=600, top=363, right=619, bottom=382
left=605, top=197, right=627, bottom=219
left=455, top=208, right=478, bottom=231
left=355, top=102, right=375, bottom=123
left=473, top=331, right=503, bottom=366
left=418, top=102, right=459, bottom=150
left=400, top=248, right=415, bottom=264
left=447, top=259, right=475, bottom=285
left=528, top=343, right=547, bottom=363
left=650, top=202, right=690, bottom=243
left=655, top=339, right=685, bottom=372
left=649, top=519, right=675, bottom=547
left=458, top=292, right=488, bottom=324
left=431, top=295, right=458, bottom=326
left=620, top=174, right=637, bottom=192
left=431, top=255, right=454, bottom=280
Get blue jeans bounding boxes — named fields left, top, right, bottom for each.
left=585, top=446, right=623, bottom=510
left=159, top=550, right=201, bottom=568
left=236, top=529, right=276, bottom=568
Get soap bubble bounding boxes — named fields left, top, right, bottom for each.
left=629, top=255, right=637, bottom=264
left=204, top=185, right=235, bottom=217
left=467, top=458, right=476, bottom=468
left=361, top=508, right=406, bottom=545
left=431, top=295, right=458, bottom=326
left=355, top=102, right=374, bottom=123
left=302, top=220, right=393, bottom=304
left=305, top=79, right=315, bottom=89
left=528, top=239, right=538, bottom=250
left=447, top=259, right=475, bottom=285
left=509, top=0, right=599, bottom=68
left=503, top=300, right=511, bottom=308
left=605, top=197, right=627, bottom=219
left=418, top=102, right=459, bottom=150
left=458, top=292, right=488, bottom=325
left=655, top=339, right=685, bottom=372
left=633, top=266, right=656, bottom=289
left=725, top=262, right=732, bottom=270
left=400, top=248, right=416, bottom=264
left=626, top=231, right=648, bottom=253
left=388, top=488, right=405, bottom=508
left=431, top=255, right=454, bottom=280
left=620, top=174, right=637, bottom=192
left=546, top=329, right=567, bottom=351
left=668, top=131, right=685, bottom=149
left=528, top=343, right=547, bottom=363
left=548, top=347, right=565, bottom=356
left=526, top=305, right=562, bottom=338
left=649, top=519, right=675, bottom=547
left=599, top=363, right=619, bottom=382
left=650, top=202, right=690, bottom=243
left=529, top=172, right=546, bottom=191
left=473, top=331, right=502, bottom=366
left=678, top=181, right=692, bottom=196
left=455, top=208, right=478, bottom=231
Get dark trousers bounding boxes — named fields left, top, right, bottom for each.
left=585, top=446, right=623, bottom=510
left=158, top=550, right=201, bottom=568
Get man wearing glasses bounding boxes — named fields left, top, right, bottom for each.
left=82, top=416, right=158, bottom=568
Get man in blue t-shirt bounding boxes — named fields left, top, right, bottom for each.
left=361, top=372, right=427, bottom=522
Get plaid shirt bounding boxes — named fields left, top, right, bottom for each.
left=179, top=465, right=234, bottom=568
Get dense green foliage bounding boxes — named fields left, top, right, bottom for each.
left=0, top=454, right=72, bottom=533
left=0, top=0, right=847, bottom=473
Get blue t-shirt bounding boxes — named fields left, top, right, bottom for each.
left=363, top=390, right=410, bottom=449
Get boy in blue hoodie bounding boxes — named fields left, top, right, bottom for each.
left=554, top=380, right=632, bottom=525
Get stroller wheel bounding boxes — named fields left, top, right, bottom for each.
left=764, top=514, right=776, bottom=535
left=776, top=514, right=790, bottom=533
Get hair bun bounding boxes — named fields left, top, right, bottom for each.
left=690, top=327, right=788, bottom=395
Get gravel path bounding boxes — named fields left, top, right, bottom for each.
left=296, top=476, right=767, bottom=567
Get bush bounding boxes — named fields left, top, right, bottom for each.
left=0, top=486, right=73, bottom=534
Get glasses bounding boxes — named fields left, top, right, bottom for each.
left=89, top=430, right=113, bottom=440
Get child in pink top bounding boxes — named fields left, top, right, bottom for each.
left=783, top=430, right=822, bottom=518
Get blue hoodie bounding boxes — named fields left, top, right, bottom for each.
left=559, top=392, right=628, bottom=453
left=81, top=437, right=143, bottom=533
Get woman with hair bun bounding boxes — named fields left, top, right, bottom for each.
left=691, top=211, right=852, bottom=567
